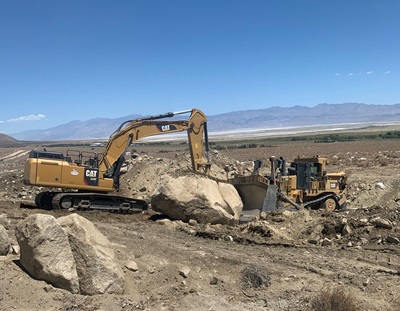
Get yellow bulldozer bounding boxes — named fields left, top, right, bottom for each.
left=229, top=156, right=347, bottom=221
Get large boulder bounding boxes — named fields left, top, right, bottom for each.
left=0, top=224, right=10, bottom=256
left=57, top=214, right=125, bottom=295
left=15, top=214, right=79, bottom=293
left=151, top=173, right=243, bottom=225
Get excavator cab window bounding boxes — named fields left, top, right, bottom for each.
left=29, top=150, right=65, bottom=160
left=84, top=156, right=98, bottom=167
left=66, top=150, right=98, bottom=167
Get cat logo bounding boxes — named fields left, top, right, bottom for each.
left=157, top=124, right=177, bottom=132
left=84, top=168, right=99, bottom=186
left=86, top=170, right=98, bottom=178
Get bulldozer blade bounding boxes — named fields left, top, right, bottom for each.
left=262, top=185, right=277, bottom=212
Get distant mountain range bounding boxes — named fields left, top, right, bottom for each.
left=9, top=103, right=400, bottom=141
left=0, top=133, right=18, bottom=143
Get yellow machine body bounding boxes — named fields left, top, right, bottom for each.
left=23, top=108, right=211, bottom=211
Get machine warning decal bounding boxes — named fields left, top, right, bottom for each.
left=71, top=169, right=79, bottom=176
left=84, top=168, right=99, bottom=186
left=330, top=182, right=337, bottom=189
left=157, top=124, right=177, bottom=132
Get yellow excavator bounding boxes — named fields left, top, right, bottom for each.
left=24, top=108, right=211, bottom=212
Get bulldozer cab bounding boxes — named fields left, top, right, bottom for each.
left=288, top=157, right=326, bottom=191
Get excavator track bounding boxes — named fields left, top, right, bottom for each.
left=35, top=191, right=148, bottom=213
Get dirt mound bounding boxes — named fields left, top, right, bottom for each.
left=118, top=149, right=266, bottom=202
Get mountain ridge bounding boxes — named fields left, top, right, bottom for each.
left=9, top=103, right=400, bottom=141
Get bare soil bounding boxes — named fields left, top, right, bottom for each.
left=1, top=139, right=400, bottom=311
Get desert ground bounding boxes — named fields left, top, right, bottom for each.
left=1, top=138, right=400, bottom=311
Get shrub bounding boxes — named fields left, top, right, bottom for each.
left=240, top=264, right=271, bottom=289
left=378, top=159, right=389, bottom=166
left=309, top=286, right=360, bottom=311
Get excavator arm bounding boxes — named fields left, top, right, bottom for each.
left=97, top=108, right=211, bottom=190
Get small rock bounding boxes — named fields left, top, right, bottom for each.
left=188, top=219, right=198, bottom=226
left=179, top=266, right=191, bottom=278
left=322, top=238, right=333, bottom=246
left=371, top=218, right=393, bottom=230
left=281, top=210, right=295, bottom=218
left=375, top=182, right=385, bottom=190
left=386, top=236, right=400, bottom=244
left=342, top=224, right=352, bottom=235
left=156, top=219, right=178, bottom=230
left=307, top=239, right=318, bottom=245
left=210, top=276, right=219, bottom=285
left=260, top=212, right=267, bottom=220
left=305, top=215, right=313, bottom=222
left=271, top=216, right=285, bottom=223
left=125, top=260, right=139, bottom=272
left=224, top=235, right=234, bottom=242
left=11, top=245, right=20, bottom=255
left=256, top=299, right=267, bottom=307
left=43, top=285, right=54, bottom=293
left=180, top=226, right=197, bottom=235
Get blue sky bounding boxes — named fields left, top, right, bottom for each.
left=0, top=0, right=399, bottom=134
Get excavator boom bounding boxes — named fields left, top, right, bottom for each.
left=98, top=108, right=210, bottom=190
